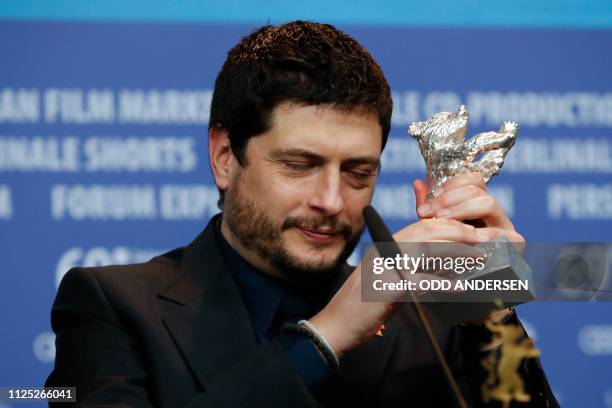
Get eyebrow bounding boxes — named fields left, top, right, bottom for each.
left=269, top=148, right=380, bottom=168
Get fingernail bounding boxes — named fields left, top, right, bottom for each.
left=433, top=188, right=444, bottom=197
left=437, top=209, right=451, bottom=217
left=463, top=223, right=475, bottom=230
left=418, top=204, right=431, bottom=215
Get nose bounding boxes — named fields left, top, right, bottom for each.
left=308, top=167, right=345, bottom=217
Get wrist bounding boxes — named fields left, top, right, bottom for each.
left=308, top=314, right=347, bottom=359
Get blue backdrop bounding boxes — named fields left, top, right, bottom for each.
left=1, top=2, right=611, bottom=407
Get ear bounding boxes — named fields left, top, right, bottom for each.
left=209, top=125, right=235, bottom=191
left=408, top=122, right=422, bottom=139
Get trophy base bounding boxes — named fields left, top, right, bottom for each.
left=421, top=237, right=536, bottom=325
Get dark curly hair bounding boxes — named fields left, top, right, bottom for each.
left=210, top=20, right=392, bottom=206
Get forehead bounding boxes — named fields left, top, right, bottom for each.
left=252, top=102, right=383, bottom=156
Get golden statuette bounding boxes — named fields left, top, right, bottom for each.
left=481, top=304, right=540, bottom=408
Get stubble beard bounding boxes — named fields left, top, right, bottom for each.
left=223, top=171, right=364, bottom=282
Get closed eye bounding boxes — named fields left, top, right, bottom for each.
left=349, top=170, right=375, bottom=179
left=344, top=168, right=377, bottom=188
left=284, top=161, right=314, bottom=170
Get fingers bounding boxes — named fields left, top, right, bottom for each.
left=415, top=172, right=512, bottom=229
left=432, top=196, right=513, bottom=229
left=417, top=173, right=487, bottom=219
left=440, top=172, right=487, bottom=192
left=413, top=179, right=429, bottom=215
left=418, top=184, right=486, bottom=216
left=393, top=218, right=489, bottom=244
left=416, top=241, right=488, bottom=261
left=477, top=227, right=523, bottom=242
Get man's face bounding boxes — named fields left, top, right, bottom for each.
left=222, top=102, right=382, bottom=282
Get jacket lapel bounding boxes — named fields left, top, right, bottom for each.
left=336, top=322, right=400, bottom=402
left=158, top=216, right=401, bottom=399
left=158, top=215, right=258, bottom=390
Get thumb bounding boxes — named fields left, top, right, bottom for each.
left=413, top=179, right=429, bottom=217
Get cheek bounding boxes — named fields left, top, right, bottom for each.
left=241, top=169, right=305, bottom=212
left=343, top=186, right=375, bottom=220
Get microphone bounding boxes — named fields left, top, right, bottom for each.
left=362, top=205, right=468, bottom=408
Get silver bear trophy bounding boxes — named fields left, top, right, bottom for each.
left=408, top=105, right=518, bottom=197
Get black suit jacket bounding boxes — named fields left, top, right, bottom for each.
left=46, top=215, right=558, bottom=407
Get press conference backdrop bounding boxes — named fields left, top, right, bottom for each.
left=1, top=1, right=611, bottom=407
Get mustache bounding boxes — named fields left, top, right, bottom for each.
left=282, top=216, right=353, bottom=239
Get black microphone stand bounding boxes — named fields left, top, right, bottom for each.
left=363, top=205, right=468, bottom=408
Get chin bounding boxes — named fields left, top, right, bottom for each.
left=293, top=240, right=343, bottom=260
left=292, top=247, right=346, bottom=272
left=278, top=232, right=349, bottom=274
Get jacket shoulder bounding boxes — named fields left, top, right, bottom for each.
left=67, top=247, right=182, bottom=290
left=52, top=247, right=186, bottom=327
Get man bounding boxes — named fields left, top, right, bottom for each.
left=46, top=21, right=558, bottom=407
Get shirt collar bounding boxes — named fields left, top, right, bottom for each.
left=214, top=217, right=284, bottom=335
left=213, top=215, right=340, bottom=338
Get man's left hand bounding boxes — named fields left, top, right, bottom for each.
left=413, top=172, right=524, bottom=325
left=413, top=172, right=524, bottom=247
